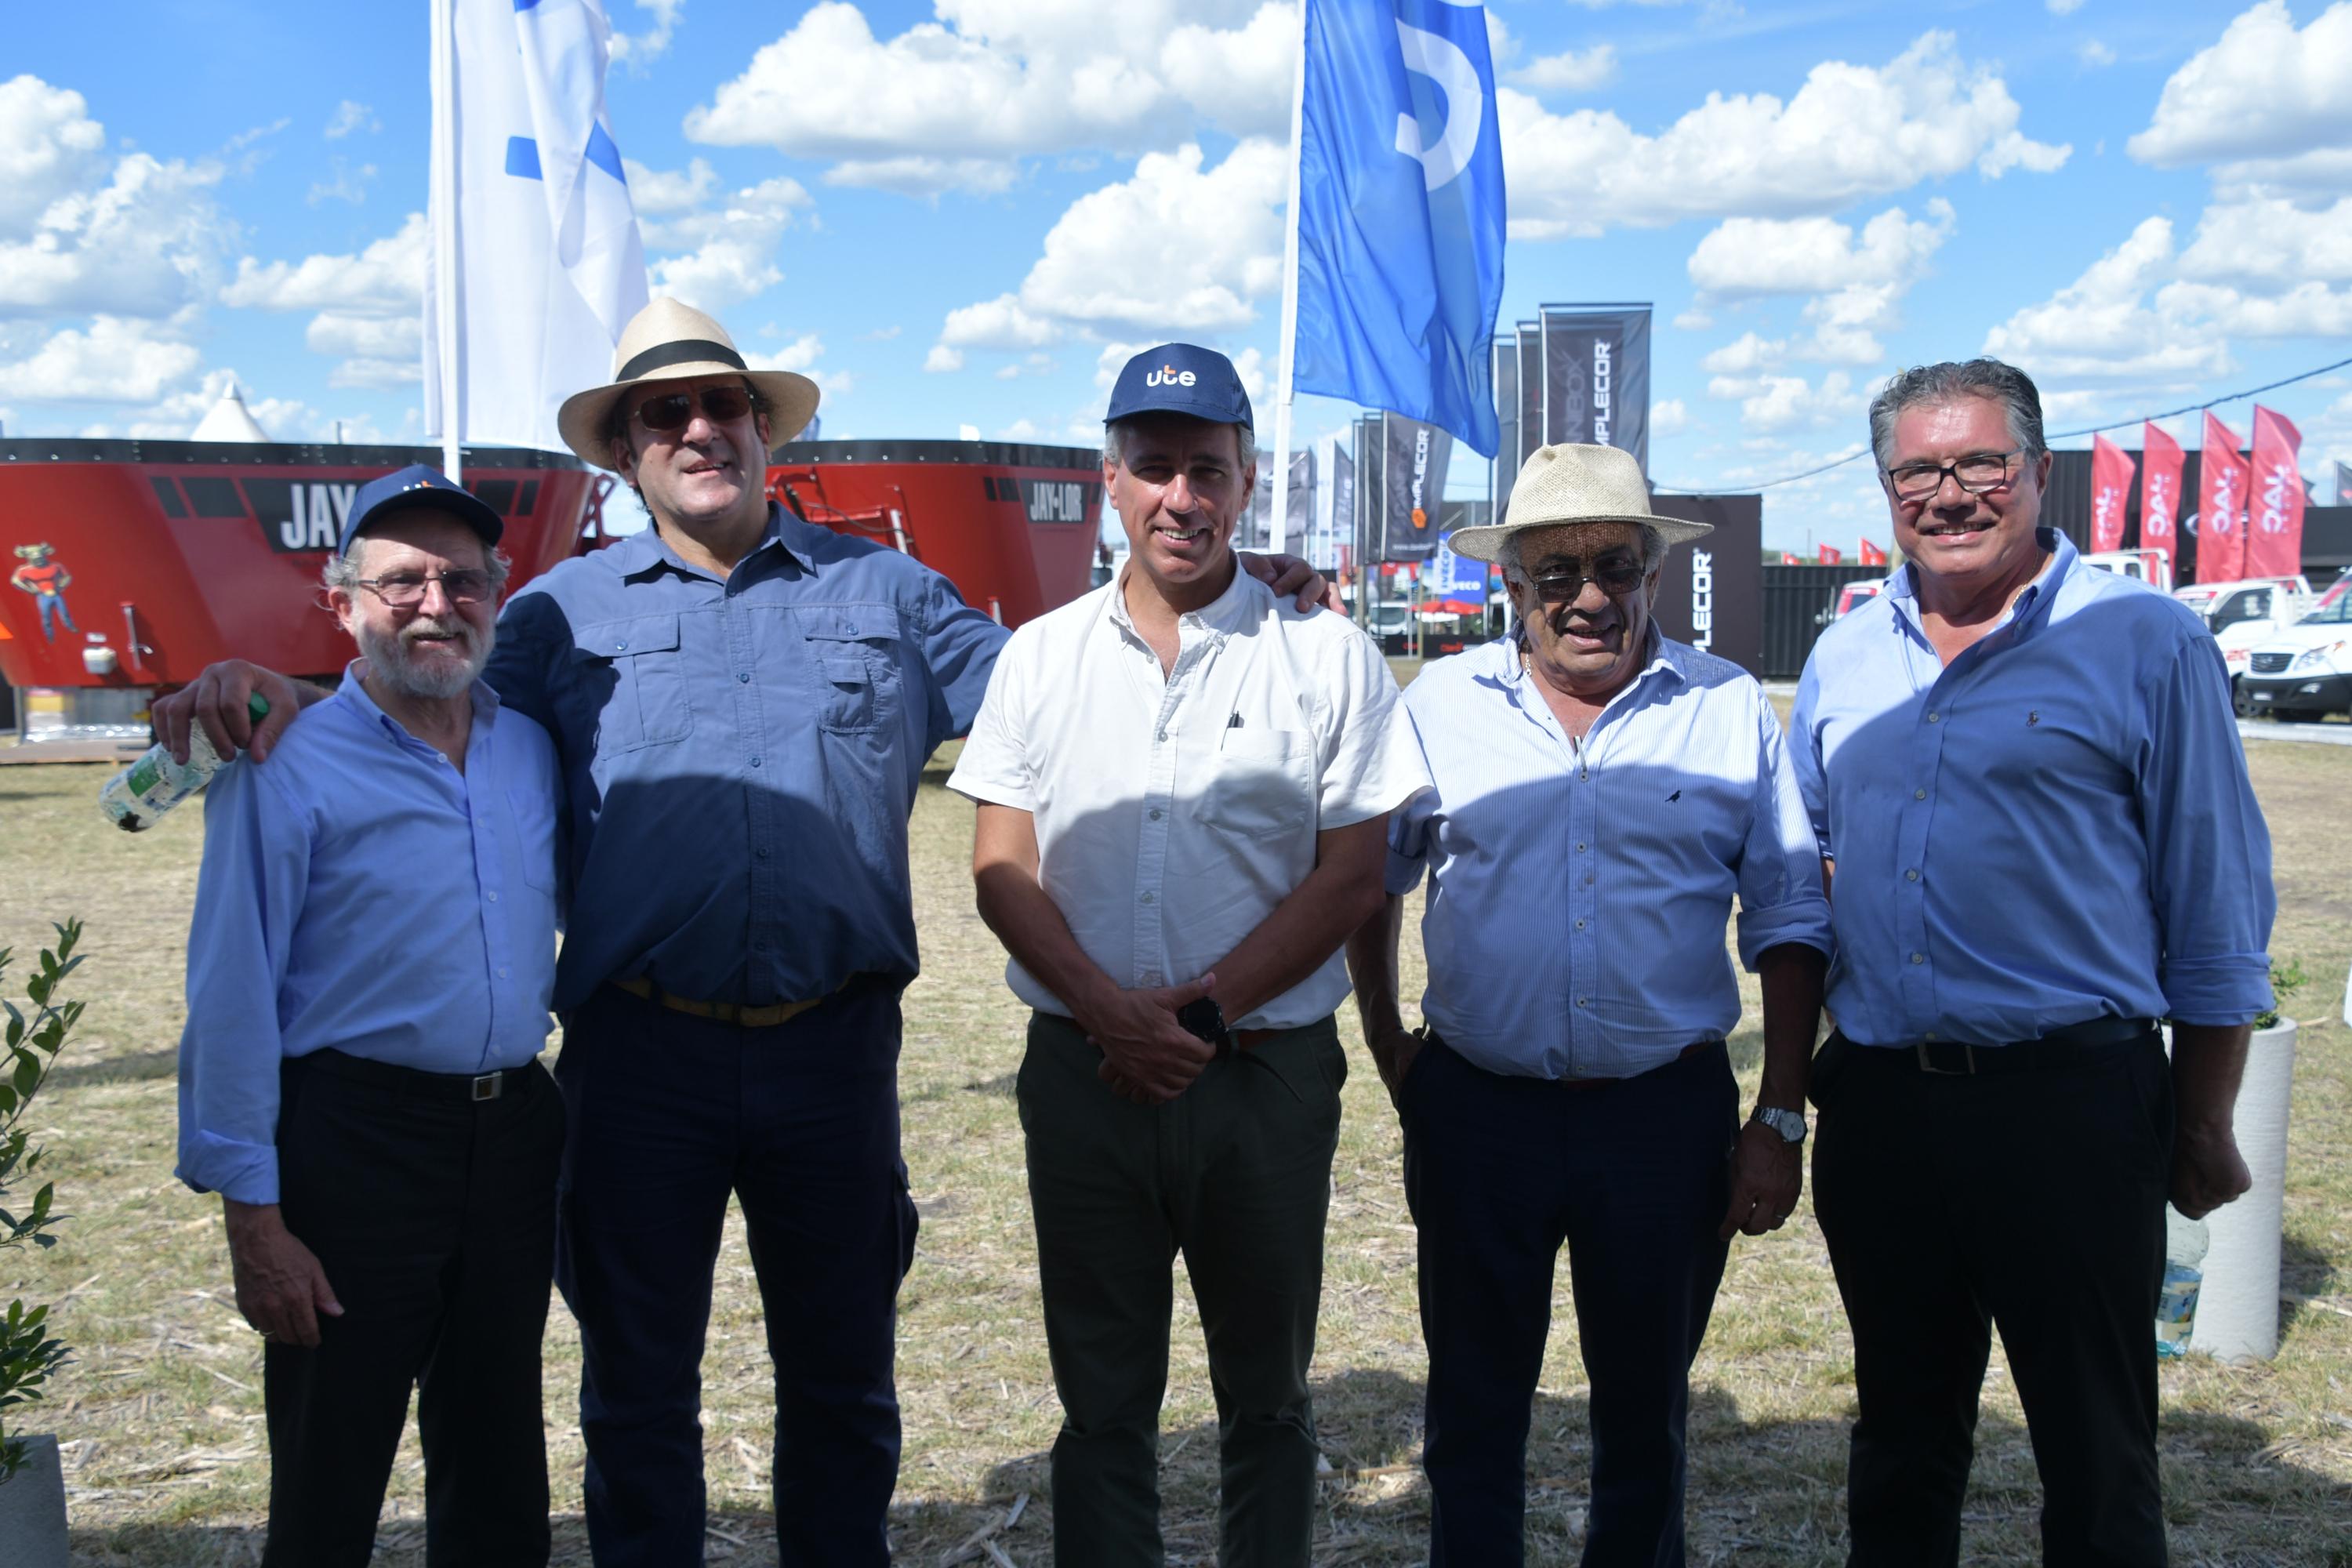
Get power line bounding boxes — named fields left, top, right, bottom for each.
left=1648, top=351, right=2352, bottom=496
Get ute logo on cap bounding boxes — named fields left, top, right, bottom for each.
left=1144, top=365, right=1198, bottom=388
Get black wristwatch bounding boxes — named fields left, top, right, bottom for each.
left=1177, top=996, right=1232, bottom=1058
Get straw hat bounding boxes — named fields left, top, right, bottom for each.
left=1448, top=443, right=1712, bottom=562
left=556, top=297, right=820, bottom=470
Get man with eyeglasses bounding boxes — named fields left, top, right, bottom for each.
left=1345, top=444, right=1831, bottom=1564
left=177, top=466, right=567, bottom=1566
left=1791, top=359, right=2274, bottom=1565
left=154, top=298, right=1335, bottom=1564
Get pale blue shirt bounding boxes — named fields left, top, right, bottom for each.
left=1388, top=633, right=1832, bottom=1080
left=1791, top=529, right=2274, bottom=1047
left=176, top=667, right=562, bottom=1205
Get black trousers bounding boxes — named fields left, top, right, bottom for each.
left=554, top=980, right=919, bottom=1568
left=262, top=1049, right=566, bottom=1568
left=1403, top=1036, right=1737, bottom=1568
left=1809, top=1031, right=2172, bottom=1567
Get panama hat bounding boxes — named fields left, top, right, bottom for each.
left=556, top=296, right=820, bottom=470
left=1448, top=443, right=1712, bottom=562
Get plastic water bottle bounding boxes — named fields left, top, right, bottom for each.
left=2155, top=1206, right=2209, bottom=1359
left=97, top=694, right=270, bottom=832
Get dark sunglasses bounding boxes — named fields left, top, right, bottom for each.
left=1530, top=561, right=1645, bottom=602
left=631, top=386, right=757, bottom=433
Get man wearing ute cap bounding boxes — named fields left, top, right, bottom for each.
left=154, top=299, right=1336, bottom=1563
left=1348, top=444, right=1831, bottom=1564
left=950, top=343, right=1426, bottom=1564
left=177, top=466, right=565, bottom=1565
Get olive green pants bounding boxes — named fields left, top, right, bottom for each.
left=1018, top=1009, right=1346, bottom=1568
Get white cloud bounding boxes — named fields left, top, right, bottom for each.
left=308, top=312, right=422, bottom=387
left=2128, top=1, right=2352, bottom=190
left=1981, top=216, right=2231, bottom=379
left=1688, top=201, right=1953, bottom=299
left=940, top=292, right=1061, bottom=350
left=0, top=75, right=108, bottom=235
left=1704, top=370, right=1864, bottom=434
left=2047, top=0, right=2085, bottom=13
left=622, top=155, right=720, bottom=218
left=2156, top=278, right=2352, bottom=339
left=308, top=158, right=377, bottom=205
left=640, top=174, right=812, bottom=311
left=924, top=345, right=965, bottom=373
left=1702, top=332, right=1785, bottom=375
left=323, top=100, right=378, bottom=140
left=682, top=0, right=1286, bottom=195
left=2078, top=39, right=2116, bottom=67
left=1509, top=45, right=1618, bottom=95
left=219, top=213, right=426, bottom=386
left=1500, top=32, right=2067, bottom=239
left=2176, top=194, right=2352, bottom=285
left=0, top=148, right=233, bottom=319
left=0, top=316, right=201, bottom=403
left=610, top=0, right=685, bottom=66
left=1652, top=397, right=1690, bottom=437
left=745, top=332, right=852, bottom=396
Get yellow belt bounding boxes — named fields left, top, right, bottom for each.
left=610, top=974, right=840, bottom=1029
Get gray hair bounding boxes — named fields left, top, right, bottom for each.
left=1103, top=416, right=1258, bottom=470
left=1867, top=358, right=2048, bottom=470
left=322, top=527, right=511, bottom=601
left=1497, top=521, right=1668, bottom=584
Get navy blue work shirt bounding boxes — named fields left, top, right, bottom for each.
left=487, top=503, right=1007, bottom=1011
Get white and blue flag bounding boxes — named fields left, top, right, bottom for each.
left=1293, top=0, right=1506, bottom=459
left=425, top=0, right=650, bottom=454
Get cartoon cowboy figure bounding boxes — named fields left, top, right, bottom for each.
left=11, top=543, right=79, bottom=642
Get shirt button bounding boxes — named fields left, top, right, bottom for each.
left=739, top=671, right=750, bottom=683
left=1905, top=869, right=1920, bottom=881
left=1156, top=730, right=1168, bottom=742
left=1149, top=808, right=1163, bottom=821
left=756, top=847, right=771, bottom=860
left=1583, top=874, right=1593, bottom=886
left=1911, top=952, right=1926, bottom=964
left=1141, top=891, right=1155, bottom=905
left=498, top=967, right=510, bottom=979
left=1914, top=788, right=1927, bottom=800
left=1576, top=996, right=1589, bottom=1007
left=750, top=755, right=762, bottom=768
left=487, top=890, right=499, bottom=902
left=1575, top=919, right=1586, bottom=929
left=1927, top=711, right=1941, bottom=724
left=1576, top=842, right=1588, bottom=852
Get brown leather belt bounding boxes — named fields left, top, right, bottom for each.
left=610, top=974, right=840, bottom=1029
left=1232, top=1028, right=1281, bottom=1052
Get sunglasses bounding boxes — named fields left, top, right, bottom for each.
left=1530, top=561, right=1645, bottom=602
left=630, top=385, right=757, bottom=433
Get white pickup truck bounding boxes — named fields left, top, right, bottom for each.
left=2238, top=590, right=2352, bottom=721
left=2172, top=577, right=2314, bottom=710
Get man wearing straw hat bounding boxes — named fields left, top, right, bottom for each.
left=1792, top=359, right=2274, bottom=1565
left=153, top=297, right=1334, bottom=1564
left=1346, top=443, right=1831, bottom=1565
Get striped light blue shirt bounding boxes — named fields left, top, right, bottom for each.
left=1388, top=633, right=1833, bottom=1080
left=176, top=667, right=562, bottom=1206
left=1791, top=529, right=2274, bottom=1047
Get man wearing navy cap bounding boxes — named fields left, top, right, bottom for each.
left=177, top=463, right=567, bottom=1566
left=950, top=344, right=1427, bottom=1563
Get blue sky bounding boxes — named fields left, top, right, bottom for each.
left=5, top=0, right=2352, bottom=549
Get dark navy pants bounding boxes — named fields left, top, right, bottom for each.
left=1402, top=1036, right=1737, bottom=1568
left=554, top=980, right=919, bottom=1566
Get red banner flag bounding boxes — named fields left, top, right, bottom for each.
left=1857, top=538, right=1888, bottom=566
left=1817, top=544, right=1842, bottom=565
left=2140, top=420, right=2183, bottom=554
left=2246, top=405, right=2306, bottom=581
left=2089, top=434, right=2134, bottom=555
left=1780, top=551, right=1801, bottom=564
left=2199, top=412, right=2249, bottom=583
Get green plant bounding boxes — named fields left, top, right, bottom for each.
left=2254, top=956, right=2307, bottom=1032
left=0, top=918, right=84, bottom=1484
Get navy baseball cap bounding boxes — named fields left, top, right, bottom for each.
left=338, top=463, right=505, bottom=556
left=1103, top=343, right=1254, bottom=430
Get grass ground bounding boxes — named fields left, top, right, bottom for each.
left=2, top=699, right=2348, bottom=1566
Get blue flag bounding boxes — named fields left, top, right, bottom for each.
left=1293, top=0, right=1507, bottom=458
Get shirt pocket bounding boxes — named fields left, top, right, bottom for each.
left=504, top=782, right=561, bottom=895
left=804, top=608, right=905, bottom=735
left=569, top=613, right=691, bottom=754
left=1196, top=728, right=1314, bottom=840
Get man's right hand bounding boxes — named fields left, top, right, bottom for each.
left=153, top=660, right=305, bottom=764
left=223, top=1199, right=343, bottom=1347
left=1368, top=1025, right=1423, bottom=1109
left=1077, top=974, right=1220, bottom=1105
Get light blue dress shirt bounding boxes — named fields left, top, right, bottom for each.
left=176, top=668, right=563, bottom=1206
left=1388, top=633, right=1832, bottom=1080
left=1791, top=529, right=2274, bottom=1047
left=487, top=503, right=1006, bottom=1012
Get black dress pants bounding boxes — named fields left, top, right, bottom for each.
left=1403, top=1036, right=1737, bottom=1568
left=263, top=1049, right=566, bottom=1568
left=1809, top=1031, right=2172, bottom=1567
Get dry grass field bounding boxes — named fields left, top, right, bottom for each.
left=2, top=699, right=2348, bottom=1566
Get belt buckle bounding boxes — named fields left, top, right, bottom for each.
left=1915, top=1040, right=1976, bottom=1076
left=470, top=1071, right=503, bottom=1102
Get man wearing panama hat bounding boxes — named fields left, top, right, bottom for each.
left=1346, top=443, right=1831, bottom=1565
left=154, top=296, right=1334, bottom=1565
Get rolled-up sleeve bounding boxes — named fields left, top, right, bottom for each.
left=1733, top=686, right=1835, bottom=969
left=176, top=760, right=309, bottom=1205
left=2137, top=636, right=2275, bottom=1025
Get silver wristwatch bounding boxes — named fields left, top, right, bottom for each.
left=1751, top=1105, right=1807, bottom=1145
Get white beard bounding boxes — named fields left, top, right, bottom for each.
left=356, top=615, right=492, bottom=701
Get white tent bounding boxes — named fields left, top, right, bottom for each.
left=191, top=383, right=270, bottom=444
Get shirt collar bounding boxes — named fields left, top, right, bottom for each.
left=335, top=659, right=498, bottom=750
left=1496, top=619, right=1682, bottom=695
left=1104, top=557, right=1261, bottom=641
left=608, top=501, right=814, bottom=582
left=1886, top=525, right=2073, bottom=637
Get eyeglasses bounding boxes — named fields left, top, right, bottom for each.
left=1530, top=561, right=1646, bottom=602
left=1883, top=450, right=2023, bottom=503
left=354, top=570, right=495, bottom=608
left=630, top=386, right=756, bottom=433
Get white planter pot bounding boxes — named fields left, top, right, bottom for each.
left=2191, top=1018, right=2296, bottom=1361
left=0, top=1433, right=68, bottom=1568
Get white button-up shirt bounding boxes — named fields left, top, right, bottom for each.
left=1390, top=632, right=1832, bottom=1080
left=949, top=565, right=1428, bottom=1029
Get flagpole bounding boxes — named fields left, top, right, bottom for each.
left=1269, top=0, right=1310, bottom=557
left=430, top=0, right=464, bottom=483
